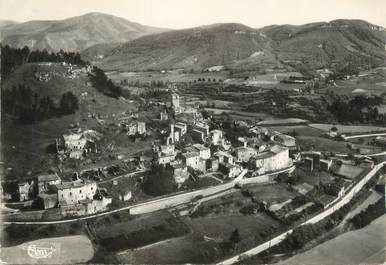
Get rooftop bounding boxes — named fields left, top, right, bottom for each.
left=56, top=180, right=95, bottom=190
left=254, top=150, right=276, bottom=159
left=182, top=152, right=200, bottom=158
left=235, top=146, right=257, bottom=153
left=38, top=173, right=60, bottom=183
left=215, top=151, right=233, bottom=158
left=193, top=144, right=209, bottom=151
left=293, top=182, right=314, bottom=195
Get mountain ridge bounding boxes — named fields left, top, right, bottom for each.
left=97, top=19, right=386, bottom=71
left=0, top=12, right=169, bottom=52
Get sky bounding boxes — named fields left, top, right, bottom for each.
left=0, top=0, right=385, bottom=29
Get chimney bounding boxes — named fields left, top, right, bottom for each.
left=170, top=124, right=175, bottom=144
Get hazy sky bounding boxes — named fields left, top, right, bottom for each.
left=1, top=0, right=385, bottom=29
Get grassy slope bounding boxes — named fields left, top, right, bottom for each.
left=100, top=23, right=275, bottom=71
left=1, top=63, right=134, bottom=178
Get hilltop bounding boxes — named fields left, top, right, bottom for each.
left=1, top=12, right=168, bottom=52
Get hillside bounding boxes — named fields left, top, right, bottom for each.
left=1, top=62, right=134, bottom=176
left=0, top=20, right=18, bottom=30
left=1, top=12, right=167, bottom=52
left=262, top=19, right=386, bottom=69
left=99, top=19, right=386, bottom=71
left=100, top=23, right=276, bottom=71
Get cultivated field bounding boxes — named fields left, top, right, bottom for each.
left=309, top=124, right=386, bottom=134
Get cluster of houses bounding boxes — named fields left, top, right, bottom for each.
left=119, top=118, right=147, bottom=137
left=152, top=92, right=295, bottom=185
left=34, top=64, right=91, bottom=82
left=56, top=129, right=102, bottom=160
left=5, top=173, right=111, bottom=217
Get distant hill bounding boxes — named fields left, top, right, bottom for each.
left=99, top=23, right=276, bottom=71
left=0, top=19, right=18, bottom=30
left=1, top=12, right=168, bottom=52
left=99, top=19, right=386, bottom=71
left=261, top=19, right=386, bottom=69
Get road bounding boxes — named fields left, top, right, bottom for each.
left=0, top=165, right=325, bottom=225
left=343, top=133, right=386, bottom=140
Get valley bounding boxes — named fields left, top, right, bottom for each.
left=1, top=9, right=385, bottom=265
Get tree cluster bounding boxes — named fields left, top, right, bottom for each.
left=328, top=95, right=383, bottom=123
left=2, top=85, right=79, bottom=123
left=88, top=66, right=122, bottom=98
left=1, top=45, right=87, bottom=79
left=141, top=164, right=177, bottom=196
left=349, top=198, right=384, bottom=229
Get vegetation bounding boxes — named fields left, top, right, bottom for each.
left=98, top=217, right=189, bottom=251
left=1, top=45, right=87, bottom=79
left=2, top=84, right=79, bottom=123
left=328, top=95, right=384, bottom=124
left=142, top=164, right=177, bottom=196
left=88, top=66, right=122, bottom=98
left=349, top=198, right=384, bottom=229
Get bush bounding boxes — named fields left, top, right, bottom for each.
left=142, top=164, right=177, bottom=196
left=350, top=198, right=384, bottom=229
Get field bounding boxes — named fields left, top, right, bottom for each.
left=2, top=221, right=86, bottom=247
left=309, top=124, right=386, bottom=134
left=277, top=215, right=386, bottom=265
left=115, top=183, right=296, bottom=264
left=266, top=125, right=322, bottom=137
left=107, top=69, right=230, bottom=84
left=90, top=211, right=190, bottom=252
left=320, top=67, right=386, bottom=96
left=116, top=234, right=218, bottom=264
left=186, top=213, right=280, bottom=240
left=0, top=235, right=94, bottom=264
left=243, top=183, right=299, bottom=204
left=117, top=212, right=281, bottom=264
left=296, top=136, right=351, bottom=153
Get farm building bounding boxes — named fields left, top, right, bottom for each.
left=37, top=173, right=62, bottom=194
left=56, top=180, right=97, bottom=206
left=252, top=145, right=292, bottom=174
left=234, top=146, right=258, bottom=163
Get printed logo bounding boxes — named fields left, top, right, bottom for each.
left=20, top=244, right=57, bottom=259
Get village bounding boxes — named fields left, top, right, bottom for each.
left=1, top=84, right=382, bottom=227
left=1, top=3, right=386, bottom=264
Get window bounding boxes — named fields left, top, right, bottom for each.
left=69, top=192, right=72, bottom=195
left=79, top=190, right=82, bottom=193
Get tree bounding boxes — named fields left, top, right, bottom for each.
left=88, top=66, right=122, bottom=98
left=59, top=92, right=79, bottom=115
left=230, top=228, right=240, bottom=245
left=142, top=164, right=177, bottom=196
